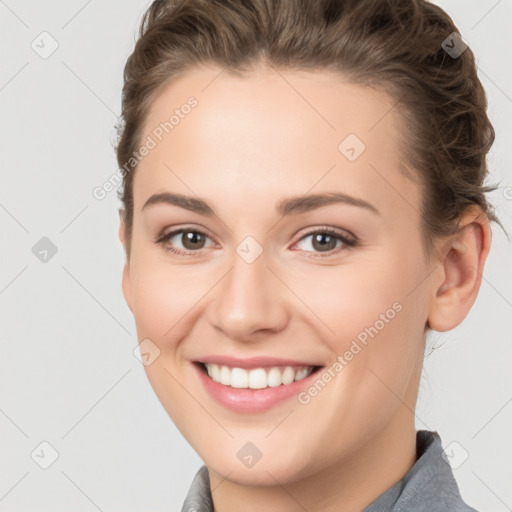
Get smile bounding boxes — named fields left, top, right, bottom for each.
left=200, top=362, right=317, bottom=389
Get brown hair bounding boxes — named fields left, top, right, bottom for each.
left=115, top=0, right=504, bottom=260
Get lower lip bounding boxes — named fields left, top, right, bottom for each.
left=192, top=362, right=322, bottom=413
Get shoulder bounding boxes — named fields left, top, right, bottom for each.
left=364, top=430, right=480, bottom=512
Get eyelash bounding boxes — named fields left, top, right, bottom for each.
left=154, top=225, right=358, bottom=259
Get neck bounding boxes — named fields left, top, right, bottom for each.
left=208, top=411, right=418, bottom=512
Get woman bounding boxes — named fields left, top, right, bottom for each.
left=115, top=0, right=504, bottom=510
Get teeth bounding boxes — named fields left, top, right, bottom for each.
left=248, top=368, right=267, bottom=389
left=231, top=367, right=248, bottom=388
left=267, top=367, right=282, bottom=387
left=283, top=366, right=296, bottom=385
left=204, top=364, right=314, bottom=389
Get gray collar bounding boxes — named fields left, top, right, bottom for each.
left=181, top=430, right=478, bottom=512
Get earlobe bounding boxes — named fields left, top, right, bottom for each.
left=427, top=207, right=491, bottom=332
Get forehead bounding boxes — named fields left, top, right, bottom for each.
left=134, top=64, right=421, bottom=221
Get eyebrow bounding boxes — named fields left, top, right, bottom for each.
left=141, top=191, right=380, bottom=216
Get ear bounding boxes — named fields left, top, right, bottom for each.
left=118, top=210, right=133, bottom=313
left=427, top=206, right=492, bottom=331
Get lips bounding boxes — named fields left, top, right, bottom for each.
left=191, top=355, right=325, bottom=413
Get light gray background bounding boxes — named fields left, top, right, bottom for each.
left=1, top=1, right=511, bottom=511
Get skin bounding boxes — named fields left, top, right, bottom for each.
left=118, top=62, right=491, bottom=512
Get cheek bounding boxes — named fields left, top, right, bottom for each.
left=129, top=248, right=225, bottom=361
left=294, top=257, right=416, bottom=346
left=128, top=258, right=205, bottom=430
left=131, top=267, right=197, bottom=343
left=314, top=244, right=428, bottom=390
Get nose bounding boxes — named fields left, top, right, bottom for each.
left=207, top=243, right=289, bottom=342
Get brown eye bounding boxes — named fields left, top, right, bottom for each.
left=310, top=232, right=339, bottom=252
left=180, top=230, right=207, bottom=250
left=293, top=227, right=357, bottom=257
left=155, top=228, right=213, bottom=255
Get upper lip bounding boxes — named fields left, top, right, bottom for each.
left=195, top=355, right=324, bottom=369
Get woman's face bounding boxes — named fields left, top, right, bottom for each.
left=120, top=63, right=437, bottom=485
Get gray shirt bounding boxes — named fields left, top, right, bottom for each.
left=181, top=430, right=478, bottom=511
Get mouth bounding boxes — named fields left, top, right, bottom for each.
left=194, top=361, right=324, bottom=390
